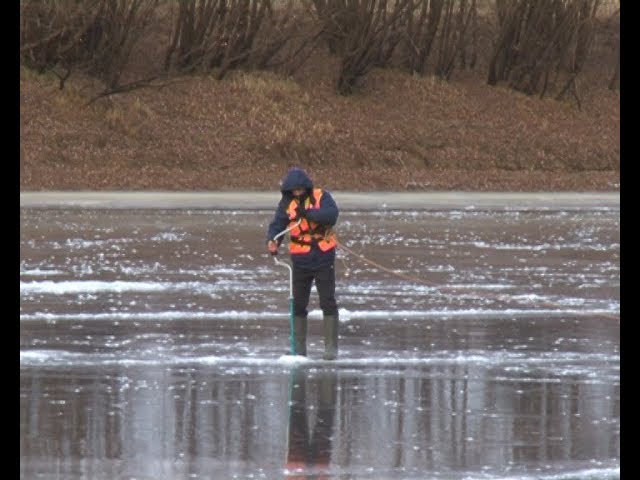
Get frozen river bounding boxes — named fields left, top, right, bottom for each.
left=20, top=193, right=620, bottom=480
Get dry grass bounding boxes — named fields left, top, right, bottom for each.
left=20, top=35, right=619, bottom=192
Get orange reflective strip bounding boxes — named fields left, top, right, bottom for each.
left=286, top=190, right=336, bottom=254
left=290, top=244, right=311, bottom=254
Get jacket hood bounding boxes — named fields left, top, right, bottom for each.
left=280, top=167, right=314, bottom=194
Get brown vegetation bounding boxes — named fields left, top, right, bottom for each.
left=20, top=0, right=619, bottom=192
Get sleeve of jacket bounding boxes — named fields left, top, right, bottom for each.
left=305, top=190, right=339, bottom=226
left=266, top=198, right=291, bottom=245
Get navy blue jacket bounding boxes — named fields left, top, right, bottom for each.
left=266, top=168, right=339, bottom=269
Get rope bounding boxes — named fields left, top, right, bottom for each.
left=336, top=239, right=438, bottom=287
left=335, top=238, right=619, bottom=322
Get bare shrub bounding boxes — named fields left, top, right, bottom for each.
left=600, top=7, right=619, bottom=91
left=319, top=0, right=412, bottom=95
left=163, top=0, right=312, bottom=80
left=310, top=0, right=370, bottom=56
left=608, top=38, right=619, bottom=90
left=487, top=0, right=602, bottom=102
left=20, top=0, right=617, bottom=101
left=20, top=0, right=159, bottom=90
left=433, top=0, right=476, bottom=79
left=402, top=0, right=446, bottom=75
left=396, top=0, right=478, bottom=79
left=20, top=0, right=102, bottom=86
left=247, top=1, right=324, bottom=77
left=83, top=0, right=160, bottom=89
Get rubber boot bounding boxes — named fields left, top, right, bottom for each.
left=322, top=314, right=338, bottom=360
left=293, top=316, right=307, bottom=356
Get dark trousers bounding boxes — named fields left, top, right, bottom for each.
left=292, top=263, right=338, bottom=317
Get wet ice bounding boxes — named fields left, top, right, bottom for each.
left=20, top=205, right=619, bottom=480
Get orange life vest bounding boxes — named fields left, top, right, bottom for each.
left=286, top=189, right=337, bottom=255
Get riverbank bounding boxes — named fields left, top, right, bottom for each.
left=19, top=191, right=620, bottom=210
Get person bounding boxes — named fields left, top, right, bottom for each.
left=266, top=167, right=340, bottom=360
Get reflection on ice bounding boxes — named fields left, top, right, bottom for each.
left=20, top=357, right=619, bottom=480
left=20, top=207, right=619, bottom=480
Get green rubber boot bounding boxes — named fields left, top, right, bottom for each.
left=293, top=316, right=307, bottom=356
left=322, top=314, right=339, bottom=360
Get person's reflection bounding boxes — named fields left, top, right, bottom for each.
left=285, top=366, right=337, bottom=479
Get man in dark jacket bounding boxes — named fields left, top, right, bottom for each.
left=266, top=167, right=340, bottom=360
